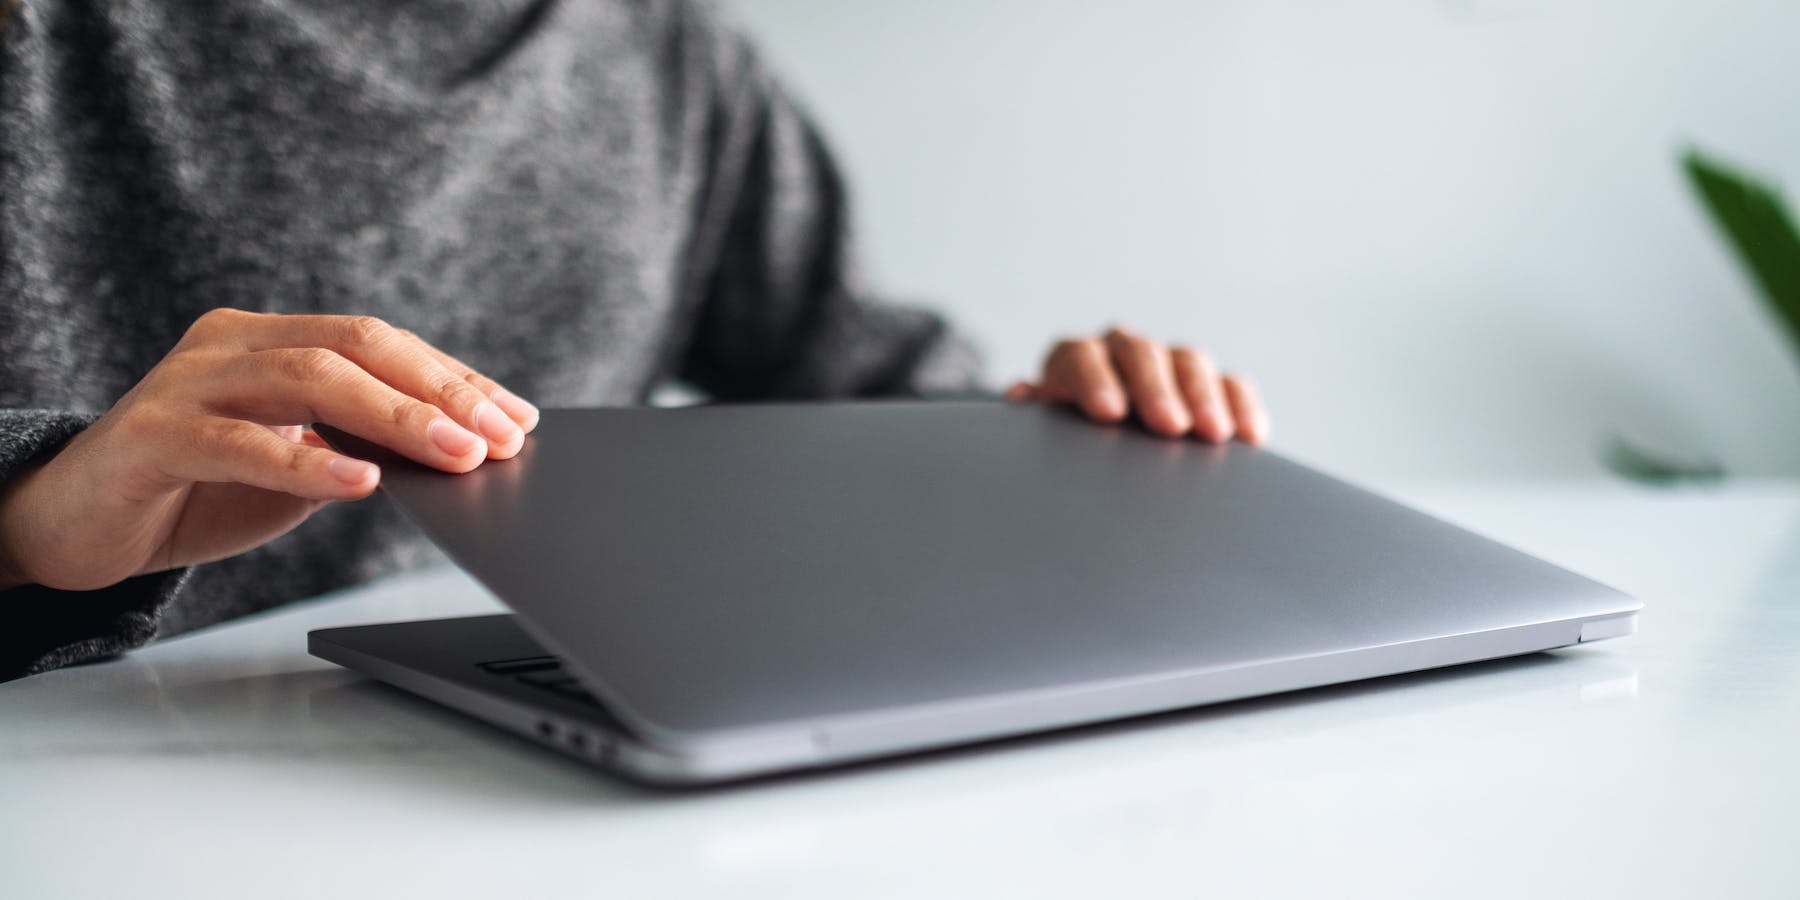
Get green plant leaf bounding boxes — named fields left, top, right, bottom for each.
left=1599, top=434, right=1725, bottom=487
left=1682, top=147, right=1800, bottom=368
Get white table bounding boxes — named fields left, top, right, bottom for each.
left=5, top=483, right=1798, bottom=899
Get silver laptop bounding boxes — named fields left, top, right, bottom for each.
left=309, top=402, right=1638, bottom=785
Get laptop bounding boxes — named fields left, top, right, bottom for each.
left=309, top=402, right=1639, bottom=785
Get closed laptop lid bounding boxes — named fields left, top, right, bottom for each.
left=319, top=402, right=1636, bottom=750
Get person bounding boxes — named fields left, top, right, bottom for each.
left=0, top=0, right=1268, bottom=681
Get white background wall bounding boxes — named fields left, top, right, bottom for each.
left=728, top=0, right=1800, bottom=484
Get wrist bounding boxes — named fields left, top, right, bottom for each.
left=0, top=461, right=48, bottom=592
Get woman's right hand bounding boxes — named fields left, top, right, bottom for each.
left=0, top=309, right=540, bottom=593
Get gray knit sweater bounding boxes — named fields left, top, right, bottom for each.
left=0, top=0, right=985, bottom=680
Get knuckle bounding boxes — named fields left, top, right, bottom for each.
left=282, top=443, right=312, bottom=474
left=110, top=404, right=168, bottom=444
left=433, top=376, right=481, bottom=411
left=196, top=307, right=248, bottom=328
left=386, top=396, right=430, bottom=430
left=276, top=347, right=344, bottom=384
left=1106, top=334, right=1158, bottom=366
left=151, top=348, right=206, bottom=384
left=182, top=307, right=247, bottom=344
left=197, top=419, right=253, bottom=457
left=336, top=315, right=392, bottom=350
left=462, top=376, right=495, bottom=400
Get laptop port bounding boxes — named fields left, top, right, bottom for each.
left=536, top=720, right=557, bottom=740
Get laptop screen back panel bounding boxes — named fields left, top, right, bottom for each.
left=320, top=403, right=1637, bottom=754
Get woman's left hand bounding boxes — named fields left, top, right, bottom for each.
left=1005, top=326, right=1270, bottom=445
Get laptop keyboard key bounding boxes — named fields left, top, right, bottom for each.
left=477, top=656, right=561, bottom=675
left=480, top=656, right=603, bottom=706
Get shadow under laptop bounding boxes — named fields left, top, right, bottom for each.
left=297, top=644, right=1635, bottom=808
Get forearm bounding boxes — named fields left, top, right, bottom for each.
left=0, top=410, right=99, bottom=591
left=0, top=460, right=42, bottom=592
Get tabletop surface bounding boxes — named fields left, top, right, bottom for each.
left=5, top=481, right=1798, bottom=899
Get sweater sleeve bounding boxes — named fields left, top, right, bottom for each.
left=673, top=14, right=990, bottom=401
left=0, top=410, right=191, bottom=680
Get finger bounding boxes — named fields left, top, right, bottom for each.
left=207, top=347, right=490, bottom=473
left=1223, top=374, right=1270, bottom=445
left=1040, top=339, right=1128, bottom=422
left=159, top=416, right=380, bottom=502
left=402, top=333, right=541, bottom=433
left=1102, top=327, right=1191, bottom=437
left=1171, top=347, right=1234, bottom=443
left=217, top=313, right=528, bottom=457
left=1004, top=381, right=1039, bottom=403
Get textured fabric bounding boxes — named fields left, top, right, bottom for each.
left=0, top=0, right=987, bottom=680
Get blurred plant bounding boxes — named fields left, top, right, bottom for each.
left=1686, top=149, right=1800, bottom=360
left=1598, top=435, right=1723, bottom=486
left=1601, top=148, right=1800, bottom=485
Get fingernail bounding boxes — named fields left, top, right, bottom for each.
left=1160, top=399, right=1191, bottom=432
left=472, top=401, right=522, bottom=446
left=1206, top=403, right=1236, bottom=440
left=429, top=418, right=484, bottom=457
left=329, top=457, right=378, bottom=485
left=491, top=389, right=539, bottom=428
left=1094, top=388, right=1128, bottom=420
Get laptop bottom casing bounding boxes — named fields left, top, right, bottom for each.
left=309, top=608, right=1636, bottom=786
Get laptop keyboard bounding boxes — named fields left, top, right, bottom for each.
left=477, top=655, right=602, bottom=707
